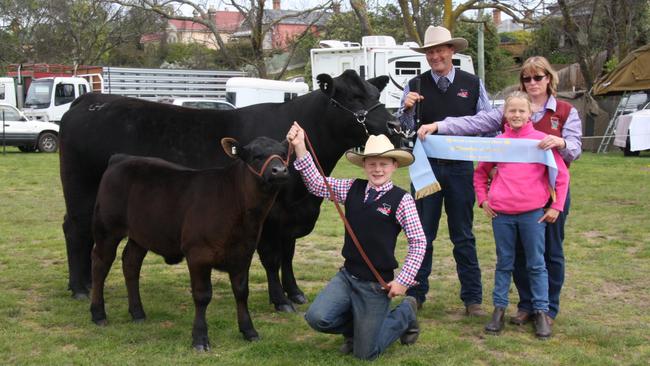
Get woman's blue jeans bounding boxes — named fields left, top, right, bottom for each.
left=304, top=268, right=416, bottom=360
left=492, top=209, right=549, bottom=312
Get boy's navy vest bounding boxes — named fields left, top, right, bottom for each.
left=408, top=69, right=480, bottom=124
left=343, top=179, right=407, bottom=283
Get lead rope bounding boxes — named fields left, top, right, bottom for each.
left=303, top=132, right=389, bottom=290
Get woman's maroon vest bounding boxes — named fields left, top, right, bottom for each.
left=501, top=99, right=573, bottom=166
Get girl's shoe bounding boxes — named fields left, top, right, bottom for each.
left=485, top=307, right=506, bottom=334
left=534, top=311, right=553, bottom=339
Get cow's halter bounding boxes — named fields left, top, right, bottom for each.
left=329, top=98, right=384, bottom=135
left=246, top=144, right=294, bottom=178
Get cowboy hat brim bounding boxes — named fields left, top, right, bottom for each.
left=411, top=38, right=468, bottom=53
left=345, top=148, right=415, bottom=168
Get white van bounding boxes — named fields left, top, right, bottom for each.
left=311, top=35, right=475, bottom=110
left=225, top=77, right=309, bottom=108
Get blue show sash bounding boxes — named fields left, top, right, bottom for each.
left=409, top=135, right=558, bottom=200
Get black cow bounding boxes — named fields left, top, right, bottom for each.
left=59, top=70, right=401, bottom=311
left=91, top=137, right=290, bottom=350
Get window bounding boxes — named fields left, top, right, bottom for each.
left=226, top=92, right=236, bottom=106
left=54, top=84, right=76, bottom=106
left=395, top=61, right=421, bottom=76
left=0, top=106, right=21, bottom=121
left=284, top=92, right=298, bottom=102
left=78, top=84, right=88, bottom=96
left=0, top=84, right=5, bottom=100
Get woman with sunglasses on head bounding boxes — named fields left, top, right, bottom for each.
left=416, top=56, right=582, bottom=334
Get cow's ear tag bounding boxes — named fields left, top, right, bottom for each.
left=221, top=137, right=239, bottom=158
left=317, top=74, right=335, bottom=97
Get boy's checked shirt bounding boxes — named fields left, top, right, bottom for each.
left=294, top=152, right=426, bottom=287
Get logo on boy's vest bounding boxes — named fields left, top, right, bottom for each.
left=377, top=203, right=392, bottom=216
left=550, top=116, right=560, bottom=130
left=457, top=89, right=469, bottom=98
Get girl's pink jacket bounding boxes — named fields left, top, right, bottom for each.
left=474, top=121, right=570, bottom=214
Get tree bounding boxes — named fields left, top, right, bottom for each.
left=113, top=0, right=331, bottom=78
left=454, top=19, right=514, bottom=93
left=0, top=0, right=164, bottom=67
left=394, top=0, right=545, bottom=42
left=556, top=0, right=649, bottom=89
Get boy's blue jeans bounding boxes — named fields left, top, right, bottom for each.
left=492, top=209, right=549, bottom=312
left=304, top=268, right=416, bottom=360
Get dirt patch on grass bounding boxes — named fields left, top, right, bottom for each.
left=581, top=230, right=608, bottom=239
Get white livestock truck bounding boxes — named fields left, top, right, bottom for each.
left=311, top=35, right=475, bottom=110
left=2, top=67, right=247, bottom=123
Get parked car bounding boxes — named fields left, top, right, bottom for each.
left=158, top=97, right=236, bottom=111
left=0, top=104, right=59, bottom=152
left=613, top=99, right=650, bottom=156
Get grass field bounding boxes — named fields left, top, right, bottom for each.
left=0, top=147, right=649, bottom=365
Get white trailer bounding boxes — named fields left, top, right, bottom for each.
left=311, top=35, right=475, bottom=110
left=225, top=77, right=309, bottom=108
left=0, top=77, right=19, bottom=107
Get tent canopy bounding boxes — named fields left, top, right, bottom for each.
left=592, top=44, right=650, bottom=96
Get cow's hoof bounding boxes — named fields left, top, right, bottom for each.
left=193, top=344, right=210, bottom=352
left=130, top=309, right=146, bottom=322
left=242, top=330, right=260, bottom=342
left=93, top=319, right=108, bottom=327
left=274, top=303, right=296, bottom=313
left=72, top=292, right=89, bottom=301
left=289, top=293, right=308, bottom=305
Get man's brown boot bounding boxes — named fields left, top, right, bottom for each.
left=534, top=311, right=552, bottom=339
left=510, top=310, right=531, bottom=325
left=484, top=307, right=506, bottom=334
left=465, top=303, right=487, bottom=317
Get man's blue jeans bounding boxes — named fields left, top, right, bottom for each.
left=492, top=209, right=549, bottom=312
left=407, top=159, right=482, bottom=306
left=513, top=190, right=571, bottom=318
left=304, top=268, right=416, bottom=360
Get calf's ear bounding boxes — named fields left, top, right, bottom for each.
left=317, top=74, right=335, bottom=98
left=221, top=137, right=240, bottom=158
left=367, top=75, right=389, bottom=92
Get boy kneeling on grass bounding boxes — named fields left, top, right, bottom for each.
left=287, top=122, right=426, bottom=360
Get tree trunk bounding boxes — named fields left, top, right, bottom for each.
left=397, top=0, right=421, bottom=44
left=557, top=0, right=595, bottom=89
left=349, top=0, right=374, bottom=36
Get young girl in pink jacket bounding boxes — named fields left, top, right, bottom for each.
left=474, top=91, right=569, bottom=339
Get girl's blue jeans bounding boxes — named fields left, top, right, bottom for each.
left=492, top=208, right=549, bottom=312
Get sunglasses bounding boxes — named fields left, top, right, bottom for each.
left=521, top=74, right=547, bottom=83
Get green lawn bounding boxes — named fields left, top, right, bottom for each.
left=0, top=147, right=648, bottom=365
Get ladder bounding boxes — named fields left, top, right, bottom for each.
left=597, top=92, right=631, bottom=153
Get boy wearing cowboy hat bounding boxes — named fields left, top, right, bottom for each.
left=286, top=122, right=426, bottom=360
left=397, top=25, right=493, bottom=315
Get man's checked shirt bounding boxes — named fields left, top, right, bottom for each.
left=294, top=152, right=426, bottom=287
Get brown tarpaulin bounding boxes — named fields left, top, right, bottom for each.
left=592, top=44, right=650, bottom=95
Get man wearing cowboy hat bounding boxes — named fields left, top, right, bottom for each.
left=286, top=121, right=426, bottom=360
left=397, top=25, right=492, bottom=316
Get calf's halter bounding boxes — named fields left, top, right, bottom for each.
left=329, top=97, right=384, bottom=136
left=246, top=143, right=294, bottom=178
